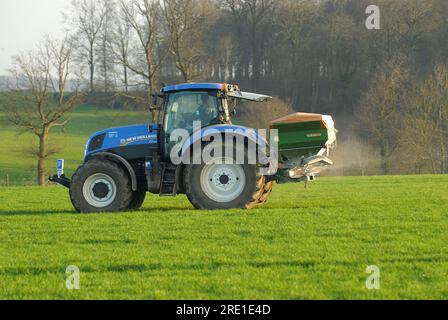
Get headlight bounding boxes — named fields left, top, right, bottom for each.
left=88, top=133, right=106, bottom=152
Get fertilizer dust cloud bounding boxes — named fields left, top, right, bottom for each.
left=323, top=136, right=382, bottom=177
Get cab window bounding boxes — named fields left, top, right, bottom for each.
left=164, top=91, right=219, bottom=135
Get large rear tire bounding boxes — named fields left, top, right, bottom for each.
left=183, top=149, right=274, bottom=210
left=70, top=159, right=133, bottom=213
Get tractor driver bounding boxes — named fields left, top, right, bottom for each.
left=196, top=93, right=219, bottom=125
left=174, top=93, right=220, bottom=133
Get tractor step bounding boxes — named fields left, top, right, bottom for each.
left=159, top=164, right=179, bottom=196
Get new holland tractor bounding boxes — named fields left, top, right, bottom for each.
left=50, top=83, right=336, bottom=213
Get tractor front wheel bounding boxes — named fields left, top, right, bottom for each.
left=70, top=159, right=134, bottom=213
left=128, top=191, right=147, bottom=210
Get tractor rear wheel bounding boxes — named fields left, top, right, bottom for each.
left=70, top=159, right=133, bottom=213
left=183, top=154, right=274, bottom=210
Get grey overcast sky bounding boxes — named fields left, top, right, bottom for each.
left=0, top=0, right=71, bottom=74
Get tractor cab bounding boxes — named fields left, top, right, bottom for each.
left=156, top=83, right=272, bottom=159
left=157, top=83, right=271, bottom=126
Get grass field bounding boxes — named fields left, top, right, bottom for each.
left=0, top=175, right=447, bottom=300
left=0, top=105, right=147, bottom=185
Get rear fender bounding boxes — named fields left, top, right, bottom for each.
left=178, top=125, right=269, bottom=164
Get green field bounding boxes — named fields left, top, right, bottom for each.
left=0, top=105, right=148, bottom=185
left=0, top=175, right=447, bottom=299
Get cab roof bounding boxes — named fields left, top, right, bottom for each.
left=161, top=83, right=225, bottom=93
left=160, top=82, right=272, bottom=102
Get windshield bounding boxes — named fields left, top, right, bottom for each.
left=164, top=91, right=220, bottom=134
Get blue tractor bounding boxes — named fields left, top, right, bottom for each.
left=50, top=83, right=336, bottom=213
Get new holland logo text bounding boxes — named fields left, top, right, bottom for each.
left=120, top=134, right=155, bottom=146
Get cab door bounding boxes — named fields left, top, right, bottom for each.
left=161, top=91, right=220, bottom=160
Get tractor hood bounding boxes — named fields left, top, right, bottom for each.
left=84, top=124, right=158, bottom=158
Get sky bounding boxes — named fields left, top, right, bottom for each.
left=0, top=0, right=71, bottom=74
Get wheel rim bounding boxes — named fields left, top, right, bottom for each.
left=82, top=173, right=117, bottom=208
left=200, top=161, right=246, bottom=203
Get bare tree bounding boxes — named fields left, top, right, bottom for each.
left=274, top=0, right=323, bottom=109
left=97, top=0, right=117, bottom=94
left=222, top=0, right=250, bottom=81
left=431, top=64, right=448, bottom=174
left=385, top=0, right=434, bottom=62
left=66, top=0, right=107, bottom=92
left=215, top=36, right=235, bottom=82
left=0, top=38, right=84, bottom=185
left=357, top=63, right=410, bottom=174
left=119, top=0, right=167, bottom=94
left=225, top=0, right=274, bottom=90
left=246, top=0, right=274, bottom=90
left=162, top=0, right=217, bottom=82
left=396, top=116, right=440, bottom=174
left=109, top=4, right=132, bottom=92
left=399, top=64, right=448, bottom=174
